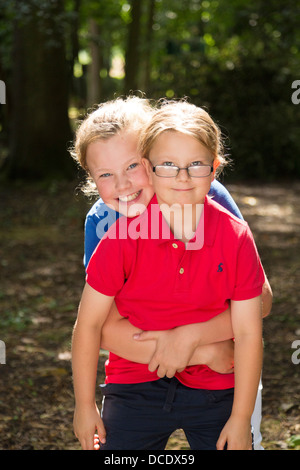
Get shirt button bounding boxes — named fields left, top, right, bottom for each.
left=172, top=243, right=178, bottom=249
left=179, top=268, right=184, bottom=274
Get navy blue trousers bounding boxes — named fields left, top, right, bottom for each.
left=99, top=377, right=234, bottom=450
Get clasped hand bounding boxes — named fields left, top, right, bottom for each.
left=134, top=328, right=195, bottom=378
left=134, top=327, right=234, bottom=378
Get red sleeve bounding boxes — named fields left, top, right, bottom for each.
left=232, top=224, right=265, bottom=301
left=86, top=234, right=126, bottom=297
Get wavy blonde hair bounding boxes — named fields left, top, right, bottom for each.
left=139, top=99, right=229, bottom=176
left=70, top=96, right=154, bottom=197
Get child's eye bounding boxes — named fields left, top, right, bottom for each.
left=127, top=162, right=139, bottom=170
left=99, top=173, right=112, bottom=178
left=190, top=161, right=202, bottom=167
left=162, top=161, right=175, bottom=166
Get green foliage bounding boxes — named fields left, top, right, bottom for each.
left=0, top=308, right=32, bottom=331
left=0, top=0, right=299, bottom=180
left=287, top=434, right=300, bottom=449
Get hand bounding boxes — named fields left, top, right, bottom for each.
left=205, top=340, right=234, bottom=374
left=134, top=328, right=198, bottom=378
left=73, top=403, right=106, bottom=450
left=216, top=415, right=253, bottom=450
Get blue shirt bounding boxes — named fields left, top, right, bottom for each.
left=84, top=179, right=243, bottom=268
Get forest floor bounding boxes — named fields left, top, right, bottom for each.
left=0, top=180, right=299, bottom=451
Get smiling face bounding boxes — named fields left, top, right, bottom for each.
left=86, top=131, right=154, bottom=217
left=144, top=130, right=215, bottom=208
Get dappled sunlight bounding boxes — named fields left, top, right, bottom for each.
left=0, top=181, right=299, bottom=450
left=228, top=182, right=300, bottom=237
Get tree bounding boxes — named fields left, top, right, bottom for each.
left=6, top=0, right=74, bottom=179
left=124, top=0, right=143, bottom=94
left=86, top=19, right=102, bottom=106
left=1, top=0, right=299, bottom=180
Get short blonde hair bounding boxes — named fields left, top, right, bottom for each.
left=70, top=96, right=154, bottom=196
left=139, top=99, right=228, bottom=176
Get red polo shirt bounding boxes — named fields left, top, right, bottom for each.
left=86, top=195, right=265, bottom=389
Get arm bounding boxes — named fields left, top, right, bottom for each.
left=209, top=179, right=243, bottom=219
left=84, top=200, right=120, bottom=269
left=84, top=214, right=101, bottom=269
left=101, top=280, right=270, bottom=377
left=210, top=180, right=273, bottom=318
left=261, top=274, right=273, bottom=317
left=217, top=296, right=263, bottom=450
left=102, top=304, right=234, bottom=377
left=72, top=283, right=115, bottom=450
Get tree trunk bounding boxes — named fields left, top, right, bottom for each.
left=140, top=0, right=155, bottom=94
left=124, top=0, right=143, bottom=94
left=7, top=0, right=74, bottom=180
left=87, top=19, right=102, bottom=107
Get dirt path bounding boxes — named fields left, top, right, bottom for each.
left=0, top=180, right=299, bottom=450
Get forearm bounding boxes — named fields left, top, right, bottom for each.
left=103, top=316, right=226, bottom=367
left=102, top=304, right=233, bottom=362
left=102, top=307, right=233, bottom=373
left=231, top=296, right=263, bottom=419
left=231, top=334, right=263, bottom=419
left=167, top=309, right=234, bottom=347
left=72, top=284, right=114, bottom=405
left=102, top=315, right=155, bottom=363
left=72, top=320, right=102, bottom=405
left=261, top=277, right=273, bottom=318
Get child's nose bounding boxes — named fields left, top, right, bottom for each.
left=176, top=167, right=190, bottom=181
left=115, top=173, right=131, bottom=192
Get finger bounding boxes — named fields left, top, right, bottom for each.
left=216, top=433, right=227, bottom=450
left=97, top=421, right=106, bottom=445
left=165, top=368, right=177, bottom=378
left=148, top=356, right=159, bottom=373
left=156, top=365, right=167, bottom=378
left=133, top=331, right=156, bottom=341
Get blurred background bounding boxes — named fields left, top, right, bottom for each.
left=0, top=0, right=299, bottom=450
left=1, top=0, right=300, bottom=180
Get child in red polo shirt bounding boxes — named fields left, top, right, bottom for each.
left=72, top=100, right=265, bottom=450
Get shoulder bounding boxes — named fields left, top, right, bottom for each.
left=85, top=198, right=120, bottom=240
left=86, top=198, right=118, bottom=221
left=209, top=179, right=228, bottom=196
left=207, top=195, right=245, bottom=225
left=206, top=196, right=249, bottom=242
left=209, top=179, right=243, bottom=220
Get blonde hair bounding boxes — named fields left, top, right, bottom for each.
left=70, top=95, right=154, bottom=196
left=139, top=99, right=228, bottom=176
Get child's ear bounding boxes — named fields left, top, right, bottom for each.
left=142, top=158, right=152, bottom=178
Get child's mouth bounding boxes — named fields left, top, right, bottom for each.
left=118, top=190, right=142, bottom=203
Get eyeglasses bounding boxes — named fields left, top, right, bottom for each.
left=151, top=164, right=213, bottom=178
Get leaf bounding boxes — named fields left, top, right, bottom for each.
left=288, top=435, right=300, bottom=448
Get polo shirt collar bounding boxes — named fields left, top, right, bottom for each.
left=145, top=194, right=220, bottom=248
left=203, top=196, right=220, bottom=247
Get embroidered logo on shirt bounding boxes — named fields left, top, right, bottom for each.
left=217, top=263, right=223, bottom=272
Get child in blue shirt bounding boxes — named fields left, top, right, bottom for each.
left=70, top=96, right=272, bottom=449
